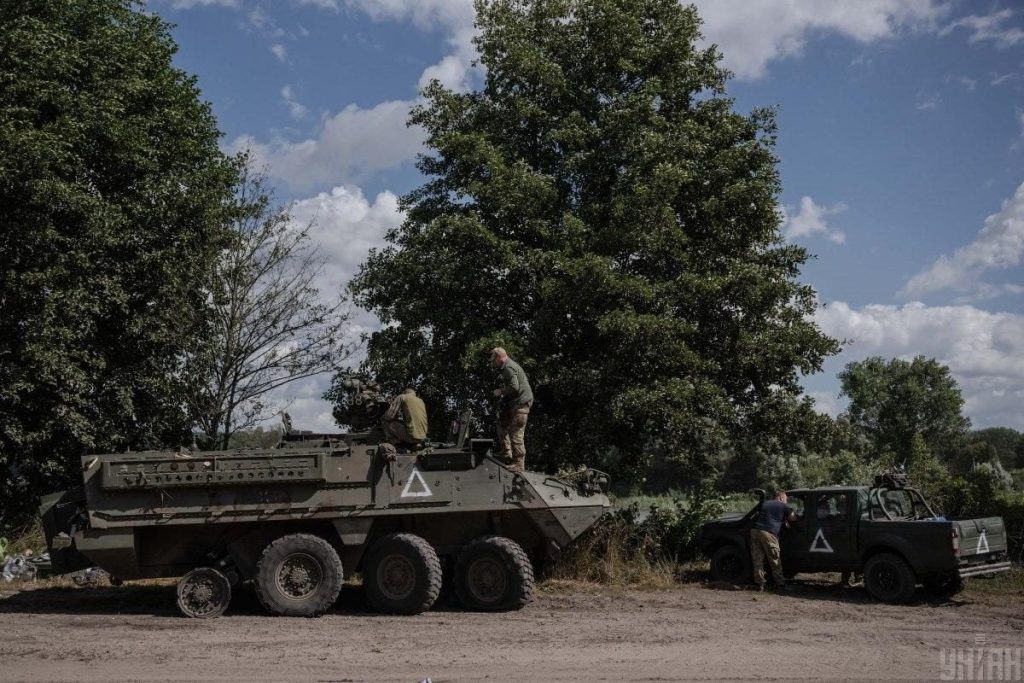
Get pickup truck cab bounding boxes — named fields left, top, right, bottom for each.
left=699, top=475, right=1011, bottom=602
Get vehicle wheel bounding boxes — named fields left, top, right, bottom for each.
left=177, top=567, right=231, bottom=619
left=363, top=533, right=442, bottom=615
left=455, top=536, right=534, bottom=611
left=924, top=573, right=965, bottom=598
left=864, top=553, right=917, bottom=603
left=255, top=533, right=343, bottom=617
left=709, top=545, right=752, bottom=584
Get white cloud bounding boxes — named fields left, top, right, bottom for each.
left=270, top=43, right=287, bottom=62
left=266, top=185, right=403, bottom=431
left=915, top=90, right=941, bottom=110
left=815, top=301, right=1024, bottom=429
left=291, top=185, right=403, bottom=301
left=940, top=9, right=1024, bottom=49
left=782, top=196, right=847, bottom=244
left=229, top=99, right=425, bottom=192
left=900, top=181, right=1024, bottom=300
left=281, top=85, right=308, bottom=120
left=692, top=0, right=947, bottom=80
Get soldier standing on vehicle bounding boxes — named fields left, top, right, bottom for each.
left=383, top=385, right=428, bottom=449
left=490, top=347, right=533, bottom=471
left=751, top=491, right=797, bottom=591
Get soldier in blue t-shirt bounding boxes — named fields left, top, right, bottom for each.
left=750, top=491, right=797, bottom=591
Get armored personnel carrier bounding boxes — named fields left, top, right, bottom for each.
left=39, top=377, right=610, bottom=618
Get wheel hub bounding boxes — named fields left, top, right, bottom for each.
left=377, top=555, right=415, bottom=600
left=467, top=556, right=506, bottom=603
left=277, top=553, right=323, bottom=600
left=178, top=568, right=230, bottom=618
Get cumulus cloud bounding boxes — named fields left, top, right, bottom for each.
left=900, top=181, right=1024, bottom=301
left=814, top=301, right=1024, bottom=429
left=692, top=0, right=947, bottom=80
left=782, top=197, right=847, bottom=244
left=228, top=100, right=425, bottom=192
left=269, top=43, right=287, bottom=62
left=939, top=8, right=1024, bottom=49
left=291, top=185, right=403, bottom=300
left=269, top=185, right=403, bottom=430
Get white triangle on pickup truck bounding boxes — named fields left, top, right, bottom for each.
left=976, top=530, right=989, bottom=554
left=809, top=528, right=834, bottom=553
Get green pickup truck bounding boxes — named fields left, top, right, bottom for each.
left=699, top=474, right=1011, bottom=602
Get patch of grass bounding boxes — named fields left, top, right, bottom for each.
left=964, top=566, right=1024, bottom=596
left=2, top=520, right=45, bottom=558
left=549, top=519, right=680, bottom=588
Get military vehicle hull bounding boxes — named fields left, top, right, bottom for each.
left=41, top=433, right=610, bottom=617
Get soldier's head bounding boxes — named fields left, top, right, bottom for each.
left=403, top=384, right=416, bottom=394
left=775, top=491, right=788, bottom=503
left=490, top=347, right=508, bottom=367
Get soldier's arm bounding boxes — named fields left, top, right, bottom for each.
left=500, top=366, right=520, bottom=398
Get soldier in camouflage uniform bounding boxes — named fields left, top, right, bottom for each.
left=383, top=385, right=428, bottom=449
left=490, top=347, right=533, bottom=471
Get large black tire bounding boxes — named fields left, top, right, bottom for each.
left=864, top=553, right=917, bottom=603
left=176, top=567, right=231, bottom=619
left=363, top=532, right=442, bottom=615
left=255, top=533, right=343, bottom=617
left=924, top=572, right=965, bottom=598
left=455, top=536, right=534, bottom=611
left=709, top=544, right=752, bottom=584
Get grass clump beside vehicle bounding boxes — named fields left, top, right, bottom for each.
left=549, top=488, right=728, bottom=587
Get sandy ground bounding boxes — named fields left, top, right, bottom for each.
left=1, top=578, right=1022, bottom=682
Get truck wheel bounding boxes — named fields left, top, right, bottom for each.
left=709, top=545, right=752, bottom=584
left=363, top=532, right=442, bottom=615
left=454, top=536, right=534, bottom=611
left=924, top=573, right=965, bottom=598
left=255, top=533, right=343, bottom=617
left=864, top=553, right=916, bottom=603
left=177, top=567, right=231, bottom=619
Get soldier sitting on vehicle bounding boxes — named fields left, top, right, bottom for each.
left=383, top=385, right=428, bottom=450
left=750, top=490, right=797, bottom=592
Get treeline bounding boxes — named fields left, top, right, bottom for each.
left=0, top=1, right=353, bottom=533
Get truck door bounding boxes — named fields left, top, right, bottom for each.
left=779, top=494, right=811, bottom=574
left=805, top=492, right=857, bottom=570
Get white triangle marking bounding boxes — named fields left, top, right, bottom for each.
left=400, top=468, right=433, bottom=498
left=809, top=528, right=834, bottom=553
left=976, top=530, right=989, bottom=555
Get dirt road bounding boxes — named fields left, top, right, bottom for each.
left=1, top=578, right=1021, bottom=682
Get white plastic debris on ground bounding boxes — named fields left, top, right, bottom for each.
left=1, top=549, right=51, bottom=582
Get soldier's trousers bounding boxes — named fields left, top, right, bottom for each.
left=496, top=402, right=531, bottom=471
left=750, top=529, right=785, bottom=586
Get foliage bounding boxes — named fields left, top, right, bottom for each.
left=0, top=0, right=239, bottom=532
left=839, top=356, right=970, bottom=469
left=348, top=0, right=839, bottom=486
left=552, top=487, right=727, bottom=583
left=966, top=427, right=1023, bottom=471
left=184, top=163, right=358, bottom=449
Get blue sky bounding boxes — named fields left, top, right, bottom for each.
left=151, top=0, right=1024, bottom=432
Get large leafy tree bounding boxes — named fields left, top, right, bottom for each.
left=838, top=356, right=970, bottom=468
left=0, top=0, right=239, bottom=529
left=349, top=0, right=839, bottom=485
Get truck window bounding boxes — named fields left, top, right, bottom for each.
left=815, top=493, right=847, bottom=521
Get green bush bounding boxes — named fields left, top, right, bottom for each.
left=551, top=487, right=728, bottom=584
